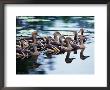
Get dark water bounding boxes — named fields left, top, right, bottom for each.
left=16, top=16, right=94, bottom=74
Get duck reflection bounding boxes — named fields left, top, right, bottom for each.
left=65, top=51, right=75, bottom=63
left=47, top=59, right=55, bottom=70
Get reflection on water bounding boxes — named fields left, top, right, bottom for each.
left=16, top=16, right=94, bottom=74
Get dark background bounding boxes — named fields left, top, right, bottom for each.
left=0, top=0, right=109, bottom=4
left=0, top=0, right=109, bottom=90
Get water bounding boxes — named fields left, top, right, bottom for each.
left=16, top=16, right=94, bottom=74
